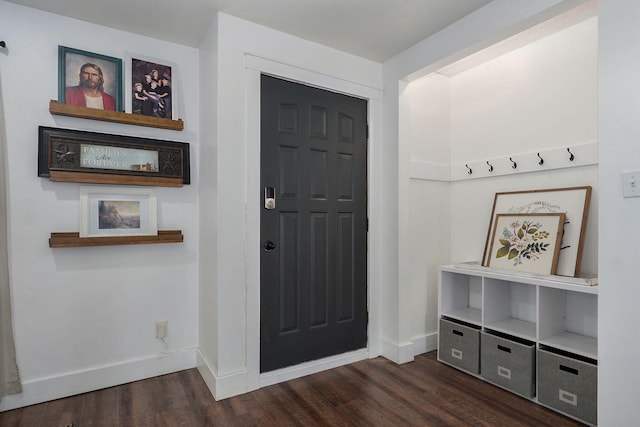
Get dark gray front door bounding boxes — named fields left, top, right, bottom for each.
left=260, top=75, right=368, bottom=373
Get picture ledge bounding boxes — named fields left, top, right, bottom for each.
left=49, top=100, right=184, bottom=131
left=49, top=230, right=184, bottom=248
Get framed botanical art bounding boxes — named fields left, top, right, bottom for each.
left=58, top=45, right=123, bottom=112
left=487, top=213, right=565, bottom=275
left=125, top=54, right=177, bottom=120
left=80, top=186, right=157, bottom=238
left=482, top=186, right=592, bottom=277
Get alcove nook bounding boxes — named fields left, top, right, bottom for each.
left=404, top=3, right=598, bottom=365
left=402, top=4, right=598, bottom=424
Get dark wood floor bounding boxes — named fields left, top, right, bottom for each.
left=0, top=351, right=585, bottom=426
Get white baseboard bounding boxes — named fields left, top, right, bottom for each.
left=0, top=349, right=196, bottom=412
left=0, top=335, right=439, bottom=413
left=197, top=348, right=370, bottom=400
left=380, top=332, right=438, bottom=364
left=381, top=338, right=415, bottom=364
left=195, top=349, right=247, bottom=401
left=411, top=332, right=438, bottom=355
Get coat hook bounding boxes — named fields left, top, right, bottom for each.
left=567, top=148, right=575, bottom=161
left=0, top=41, right=5, bottom=48
left=487, top=161, right=494, bottom=172
left=465, top=164, right=472, bottom=175
left=537, top=153, right=544, bottom=166
left=509, top=157, right=517, bottom=169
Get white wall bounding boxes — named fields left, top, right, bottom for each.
left=196, top=9, right=219, bottom=394
left=447, top=16, right=599, bottom=271
left=598, top=0, right=640, bottom=424
left=407, top=75, right=450, bottom=349
left=197, top=12, right=383, bottom=399
left=449, top=17, right=598, bottom=163
left=0, top=1, right=200, bottom=411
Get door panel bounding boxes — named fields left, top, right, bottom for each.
left=260, top=74, right=367, bottom=373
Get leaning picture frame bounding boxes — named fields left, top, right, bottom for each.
left=58, top=45, right=123, bottom=112
left=38, top=126, right=190, bottom=187
left=487, top=213, right=566, bottom=275
left=481, top=186, right=592, bottom=277
left=80, top=186, right=157, bottom=238
left=125, top=53, right=178, bottom=120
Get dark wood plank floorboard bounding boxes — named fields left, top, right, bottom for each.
left=0, top=350, right=586, bottom=426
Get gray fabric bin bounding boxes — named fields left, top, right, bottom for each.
left=537, top=348, right=597, bottom=425
left=438, top=317, right=480, bottom=374
left=480, top=331, right=535, bottom=398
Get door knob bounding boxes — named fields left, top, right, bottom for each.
left=264, top=240, right=276, bottom=251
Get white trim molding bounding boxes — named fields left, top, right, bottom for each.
left=381, top=338, right=416, bottom=365
left=411, top=142, right=598, bottom=182
left=196, top=350, right=247, bottom=401
left=0, top=348, right=196, bottom=412
left=411, top=332, right=439, bottom=356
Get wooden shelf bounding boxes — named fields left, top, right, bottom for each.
left=48, top=171, right=184, bottom=188
left=49, top=230, right=183, bottom=248
left=49, top=100, right=184, bottom=131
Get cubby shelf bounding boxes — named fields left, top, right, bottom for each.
left=438, top=264, right=598, bottom=425
left=49, top=100, right=184, bottom=131
left=439, top=264, right=598, bottom=359
left=49, top=230, right=183, bottom=248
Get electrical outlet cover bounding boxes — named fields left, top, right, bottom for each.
left=156, top=320, right=168, bottom=338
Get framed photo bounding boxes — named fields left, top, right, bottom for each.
left=125, top=54, right=177, bottom=120
left=58, top=45, right=123, bottom=112
left=38, top=126, right=190, bottom=187
left=487, top=213, right=565, bottom=275
left=80, top=186, right=157, bottom=238
left=482, top=186, right=592, bottom=277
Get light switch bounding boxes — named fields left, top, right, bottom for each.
left=622, top=171, right=640, bottom=198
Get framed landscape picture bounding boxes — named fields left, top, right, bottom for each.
left=482, top=186, right=592, bottom=277
left=80, top=186, right=157, bottom=238
left=487, top=213, right=566, bottom=275
left=58, top=45, right=123, bottom=111
left=125, top=54, right=177, bottom=120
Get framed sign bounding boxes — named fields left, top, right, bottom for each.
left=80, top=186, right=157, bottom=238
left=482, top=186, right=592, bottom=277
left=487, top=213, right=565, bottom=275
left=58, top=45, right=123, bottom=112
left=38, top=126, right=190, bottom=187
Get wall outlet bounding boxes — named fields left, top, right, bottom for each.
left=155, top=320, right=168, bottom=339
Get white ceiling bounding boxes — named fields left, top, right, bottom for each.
left=6, top=0, right=492, bottom=62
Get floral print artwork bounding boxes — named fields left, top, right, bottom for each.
left=489, top=213, right=565, bottom=275
left=496, top=220, right=550, bottom=266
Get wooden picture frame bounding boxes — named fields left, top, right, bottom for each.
left=38, top=126, right=190, bottom=187
left=482, top=186, right=592, bottom=277
left=80, top=186, right=157, bottom=238
left=125, top=54, right=178, bottom=120
left=58, top=46, right=123, bottom=112
left=487, top=213, right=565, bottom=275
